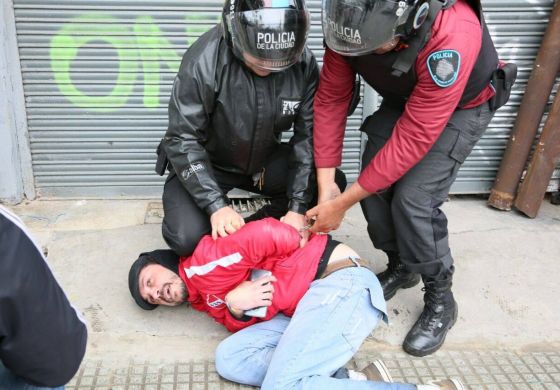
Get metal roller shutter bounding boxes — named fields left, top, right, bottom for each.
left=12, top=0, right=559, bottom=197
left=13, top=0, right=363, bottom=197
left=452, top=0, right=559, bottom=193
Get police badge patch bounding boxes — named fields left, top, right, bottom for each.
left=427, top=50, right=461, bottom=88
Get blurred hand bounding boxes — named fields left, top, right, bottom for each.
left=281, top=211, right=309, bottom=247
left=308, top=181, right=371, bottom=234
left=317, top=180, right=342, bottom=205
left=306, top=198, right=345, bottom=233
left=225, top=274, right=277, bottom=312
left=210, top=206, right=245, bottom=239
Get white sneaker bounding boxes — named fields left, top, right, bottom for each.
left=359, top=360, right=394, bottom=382
left=417, top=378, right=465, bottom=390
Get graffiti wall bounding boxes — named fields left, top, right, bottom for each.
left=12, top=0, right=559, bottom=197
left=15, top=2, right=226, bottom=196
left=50, top=13, right=217, bottom=111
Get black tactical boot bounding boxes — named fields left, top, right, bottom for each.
left=403, top=278, right=458, bottom=357
left=376, top=251, right=421, bottom=300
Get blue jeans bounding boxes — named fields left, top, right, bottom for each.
left=215, top=267, right=416, bottom=390
left=0, top=362, right=64, bottom=390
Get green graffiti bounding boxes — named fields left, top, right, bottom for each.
left=134, top=16, right=182, bottom=108
left=50, top=12, right=219, bottom=111
left=50, top=14, right=137, bottom=110
left=185, top=13, right=215, bottom=47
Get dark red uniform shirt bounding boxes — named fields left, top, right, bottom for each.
left=314, top=0, right=495, bottom=193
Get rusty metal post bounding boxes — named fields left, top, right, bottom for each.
left=488, top=0, right=560, bottom=210
left=514, top=89, right=560, bottom=218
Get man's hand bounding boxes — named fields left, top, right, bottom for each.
left=306, top=181, right=371, bottom=234
left=318, top=181, right=342, bottom=205
left=316, top=167, right=340, bottom=204
left=281, top=211, right=309, bottom=247
left=225, top=274, right=277, bottom=314
left=210, top=206, right=245, bottom=240
left=305, top=198, right=346, bottom=233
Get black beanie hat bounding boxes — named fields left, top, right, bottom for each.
left=128, top=249, right=180, bottom=310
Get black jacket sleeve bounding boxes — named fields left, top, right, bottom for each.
left=0, top=207, right=87, bottom=387
left=162, top=28, right=229, bottom=216
left=286, top=49, right=319, bottom=214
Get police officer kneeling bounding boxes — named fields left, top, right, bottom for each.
left=158, top=0, right=345, bottom=257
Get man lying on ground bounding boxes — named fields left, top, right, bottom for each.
left=128, top=218, right=463, bottom=390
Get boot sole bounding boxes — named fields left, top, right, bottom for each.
left=402, top=303, right=459, bottom=357
left=383, top=275, right=421, bottom=301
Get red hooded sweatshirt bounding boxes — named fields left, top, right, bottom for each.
left=178, top=218, right=328, bottom=332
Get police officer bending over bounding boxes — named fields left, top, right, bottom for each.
left=159, top=0, right=345, bottom=256
left=306, top=0, right=513, bottom=356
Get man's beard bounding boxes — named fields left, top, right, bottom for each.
left=161, top=275, right=187, bottom=305
left=177, top=281, right=187, bottom=301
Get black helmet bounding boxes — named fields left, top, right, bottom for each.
left=222, top=0, right=310, bottom=72
left=322, top=0, right=432, bottom=56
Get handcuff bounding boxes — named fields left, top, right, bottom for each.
left=298, top=217, right=315, bottom=233
left=299, top=217, right=326, bottom=235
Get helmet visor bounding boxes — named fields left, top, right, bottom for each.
left=322, top=0, right=412, bottom=56
left=228, top=7, right=310, bottom=72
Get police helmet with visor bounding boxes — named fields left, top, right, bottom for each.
left=222, top=0, right=310, bottom=72
left=322, top=0, right=433, bottom=56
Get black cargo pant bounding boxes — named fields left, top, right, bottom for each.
left=360, top=101, right=495, bottom=279
left=162, top=144, right=347, bottom=256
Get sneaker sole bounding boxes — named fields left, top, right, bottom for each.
left=372, top=360, right=393, bottom=382
left=450, top=378, right=466, bottom=390
left=424, top=378, right=465, bottom=390
left=402, top=303, right=459, bottom=357
left=383, top=275, right=421, bottom=301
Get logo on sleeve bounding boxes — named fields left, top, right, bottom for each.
left=427, top=50, right=461, bottom=88
left=181, top=162, right=205, bottom=180
left=206, top=294, right=225, bottom=309
left=281, top=99, right=300, bottom=116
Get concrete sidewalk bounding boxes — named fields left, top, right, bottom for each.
left=8, top=196, right=560, bottom=388
left=66, top=350, right=560, bottom=389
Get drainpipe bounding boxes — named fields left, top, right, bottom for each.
left=514, top=88, right=560, bottom=218
left=487, top=1, right=560, bottom=210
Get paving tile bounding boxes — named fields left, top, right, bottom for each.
left=65, top=350, right=560, bottom=389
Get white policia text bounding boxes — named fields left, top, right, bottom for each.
left=327, top=18, right=362, bottom=44
left=257, top=32, right=296, bottom=50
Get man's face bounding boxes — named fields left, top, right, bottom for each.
left=138, top=264, right=187, bottom=307
left=242, top=52, right=272, bottom=77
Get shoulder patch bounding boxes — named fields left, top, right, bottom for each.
left=427, top=50, right=461, bottom=88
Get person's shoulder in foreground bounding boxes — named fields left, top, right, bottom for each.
left=0, top=205, right=87, bottom=388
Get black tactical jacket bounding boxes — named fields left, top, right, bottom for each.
left=162, top=25, right=318, bottom=216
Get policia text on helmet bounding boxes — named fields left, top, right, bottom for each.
left=222, top=0, right=310, bottom=74
left=322, top=0, right=452, bottom=56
